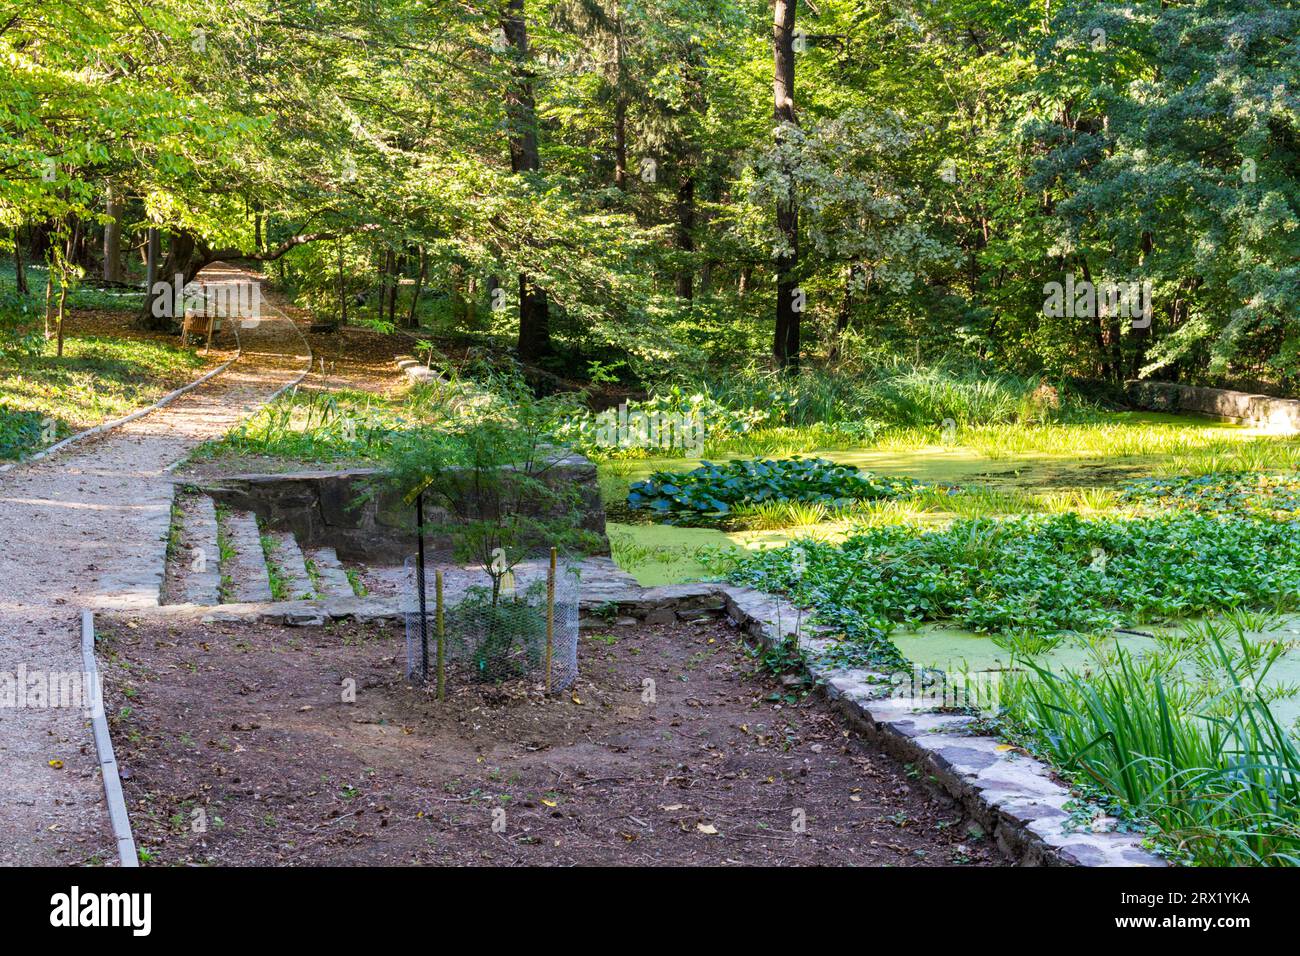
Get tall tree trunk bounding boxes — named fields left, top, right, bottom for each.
left=337, top=240, right=348, bottom=326
left=12, top=226, right=27, bottom=294
left=613, top=6, right=628, bottom=191
left=830, top=264, right=866, bottom=363
left=450, top=261, right=466, bottom=323
left=502, top=0, right=552, bottom=363
left=103, top=187, right=123, bottom=282
left=378, top=247, right=392, bottom=319
left=405, top=245, right=427, bottom=329
left=138, top=230, right=199, bottom=330
left=43, top=255, right=53, bottom=340
left=772, top=0, right=800, bottom=372
left=56, top=283, right=68, bottom=357
left=675, top=173, right=695, bottom=301
left=389, top=253, right=403, bottom=322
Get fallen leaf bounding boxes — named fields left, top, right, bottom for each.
left=48, top=759, right=64, bottom=770
left=660, top=804, right=684, bottom=812
left=696, top=823, right=718, bottom=835
left=541, top=799, right=557, bottom=808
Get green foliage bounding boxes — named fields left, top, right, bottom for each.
left=1004, top=637, right=1300, bottom=866
left=728, top=512, right=1300, bottom=655
left=379, top=366, right=601, bottom=575
left=195, top=387, right=432, bottom=464
left=628, top=456, right=917, bottom=521
left=447, top=581, right=550, bottom=682
left=0, top=334, right=205, bottom=461
left=1120, top=473, right=1300, bottom=518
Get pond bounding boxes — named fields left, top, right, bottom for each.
left=605, top=411, right=1262, bottom=586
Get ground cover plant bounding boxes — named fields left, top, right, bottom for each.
left=627, top=456, right=918, bottom=523
left=0, top=334, right=210, bottom=459
left=727, top=513, right=1300, bottom=662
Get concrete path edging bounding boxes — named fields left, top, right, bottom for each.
left=81, top=610, right=138, bottom=868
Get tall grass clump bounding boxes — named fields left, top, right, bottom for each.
left=1004, top=638, right=1300, bottom=866
left=675, top=356, right=1076, bottom=432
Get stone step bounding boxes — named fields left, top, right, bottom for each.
left=219, top=509, right=274, bottom=603
left=180, top=494, right=222, bottom=605
left=303, top=546, right=355, bottom=599
left=263, top=530, right=318, bottom=601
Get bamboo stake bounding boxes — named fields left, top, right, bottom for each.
left=545, top=547, right=556, bottom=693
left=436, top=569, right=446, bottom=701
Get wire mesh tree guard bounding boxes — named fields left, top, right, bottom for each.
left=404, top=539, right=580, bottom=695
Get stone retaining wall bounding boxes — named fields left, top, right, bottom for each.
left=1126, top=380, right=1300, bottom=432
left=191, top=453, right=607, bottom=563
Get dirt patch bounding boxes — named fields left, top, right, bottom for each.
left=99, top=615, right=1004, bottom=866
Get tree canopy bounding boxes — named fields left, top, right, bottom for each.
left=3, top=0, right=1296, bottom=387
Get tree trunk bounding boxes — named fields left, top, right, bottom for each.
left=613, top=8, right=628, bottom=191
left=43, top=257, right=53, bottom=340
left=772, top=0, right=800, bottom=371
left=389, top=253, right=403, bottom=322
left=378, top=247, right=392, bottom=319
left=337, top=240, right=347, bottom=326
left=502, top=0, right=552, bottom=363
left=830, top=264, right=865, bottom=363
left=405, top=245, right=427, bottom=329
left=138, top=230, right=199, bottom=331
left=12, top=226, right=27, bottom=294
left=55, top=283, right=68, bottom=357
left=675, top=173, right=695, bottom=301
left=450, top=261, right=466, bottom=323
left=103, top=187, right=123, bottom=282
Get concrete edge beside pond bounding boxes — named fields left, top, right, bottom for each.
left=1127, top=380, right=1300, bottom=433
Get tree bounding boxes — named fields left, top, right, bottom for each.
left=772, top=0, right=800, bottom=371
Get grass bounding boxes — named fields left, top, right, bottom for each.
left=259, top=532, right=289, bottom=601
left=1003, top=631, right=1300, bottom=866
left=215, top=506, right=235, bottom=602
left=191, top=376, right=486, bottom=466
left=0, top=335, right=208, bottom=460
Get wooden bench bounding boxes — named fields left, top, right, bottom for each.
left=182, top=313, right=222, bottom=350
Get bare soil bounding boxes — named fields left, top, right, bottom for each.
left=99, top=614, right=1004, bottom=866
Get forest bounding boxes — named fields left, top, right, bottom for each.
left=4, top=1, right=1300, bottom=873
left=3, top=0, right=1296, bottom=395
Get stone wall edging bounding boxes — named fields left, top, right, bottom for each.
left=1126, top=379, right=1300, bottom=432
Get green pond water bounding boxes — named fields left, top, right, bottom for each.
left=605, top=411, right=1253, bottom=586
left=892, top=622, right=1300, bottom=736
left=603, top=412, right=1300, bottom=735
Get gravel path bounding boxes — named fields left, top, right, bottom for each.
left=0, top=265, right=310, bottom=865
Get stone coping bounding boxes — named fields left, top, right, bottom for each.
left=1126, top=379, right=1300, bottom=432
